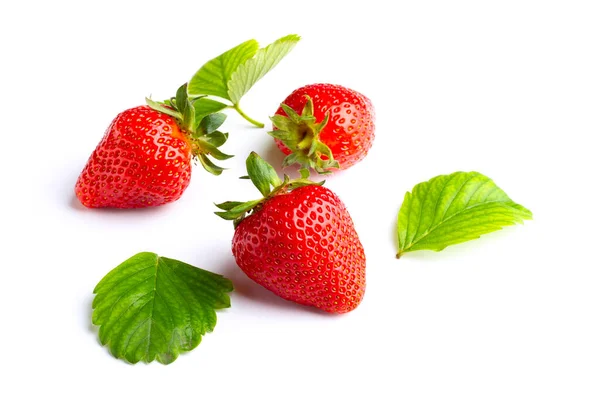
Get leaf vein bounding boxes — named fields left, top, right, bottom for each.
left=410, top=200, right=525, bottom=248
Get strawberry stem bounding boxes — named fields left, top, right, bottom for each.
left=232, top=104, right=264, bottom=128
left=296, top=127, right=314, bottom=150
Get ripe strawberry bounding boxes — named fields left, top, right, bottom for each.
left=270, top=83, right=375, bottom=173
left=75, top=34, right=301, bottom=208
left=216, top=153, right=366, bottom=313
left=75, top=85, right=232, bottom=208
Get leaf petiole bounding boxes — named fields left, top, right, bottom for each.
left=231, top=104, right=264, bottom=128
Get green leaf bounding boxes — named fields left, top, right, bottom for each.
left=214, top=199, right=263, bottom=220
left=183, top=98, right=195, bottom=132
left=268, top=96, right=337, bottom=174
left=199, top=154, right=226, bottom=175
left=145, top=97, right=182, bottom=120
left=187, top=39, right=259, bottom=100
left=92, top=252, right=233, bottom=364
left=200, top=140, right=234, bottom=161
left=175, top=83, right=188, bottom=114
left=193, top=98, right=228, bottom=126
left=270, top=115, right=298, bottom=134
left=214, top=201, right=245, bottom=211
left=396, top=172, right=532, bottom=257
left=205, top=130, right=229, bottom=147
left=246, top=151, right=282, bottom=197
left=214, top=152, right=323, bottom=227
left=201, top=113, right=227, bottom=134
left=228, top=34, right=300, bottom=105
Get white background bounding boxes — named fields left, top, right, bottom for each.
left=1, top=0, right=599, bottom=399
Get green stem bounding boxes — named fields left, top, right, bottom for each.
left=296, top=127, right=315, bottom=151
left=232, top=104, right=264, bottom=128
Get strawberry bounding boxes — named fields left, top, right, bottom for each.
left=215, top=153, right=366, bottom=313
left=76, top=34, right=301, bottom=208
left=270, top=83, right=375, bottom=173
left=75, top=85, right=232, bottom=208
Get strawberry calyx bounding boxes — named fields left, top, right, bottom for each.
left=269, top=95, right=340, bottom=174
left=215, top=152, right=323, bottom=227
left=146, top=83, right=233, bottom=175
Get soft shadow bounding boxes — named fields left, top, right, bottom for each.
left=220, top=261, right=331, bottom=316
left=70, top=193, right=88, bottom=210
left=69, top=192, right=174, bottom=217
left=396, top=226, right=523, bottom=263
left=391, top=212, right=398, bottom=254
left=262, top=142, right=286, bottom=171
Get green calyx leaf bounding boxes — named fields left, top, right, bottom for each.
left=187, top=34, right=300, bottom=128
left=92, top=252, right=233, bottom=364
left=205, top=130, right=229, bottom=147
left=269, top=95, right=339, bottom=174
left=215, top=199, right=264, bottom=227
left=214, top=152, right=323, bottom=227
left=192, top=135, right=234, bottom=176
left=198, top=154, right=226, bottom=175
left=146, top=84, right=233, bottom=176
left=396, top=172, right=533, bottom=258
left=175, top=83, right=188, bottom=117
left=201, top=113, right=227, bottom=134
left=145, top=97, right=182, bottom=121
left=246, top=151, right=283, bottom=196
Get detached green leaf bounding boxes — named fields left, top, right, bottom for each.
left=187, top=39, right=259, bottom=100
left=183, top=35, right=299, bottom=127
left=228, top=34, right=300, bottom=105
left=396, top=172, right=532, bottom=258
left=92, top=252, right=233, bottom=364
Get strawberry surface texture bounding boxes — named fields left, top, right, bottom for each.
left=75, top=106, right=192, bottom=208
left=272, top=83, right=375, bottom=173
left=232, top=185, right=366, bottom=313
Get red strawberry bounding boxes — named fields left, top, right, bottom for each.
left=216, top=152, right=366, bottom=313
left=75, top=85, right=232, bottom=208
left=76, top=35, right=302, bottom=208
left=75, top=106, right=191, bottom=208
left=270, top=83, right=375, bottom=173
